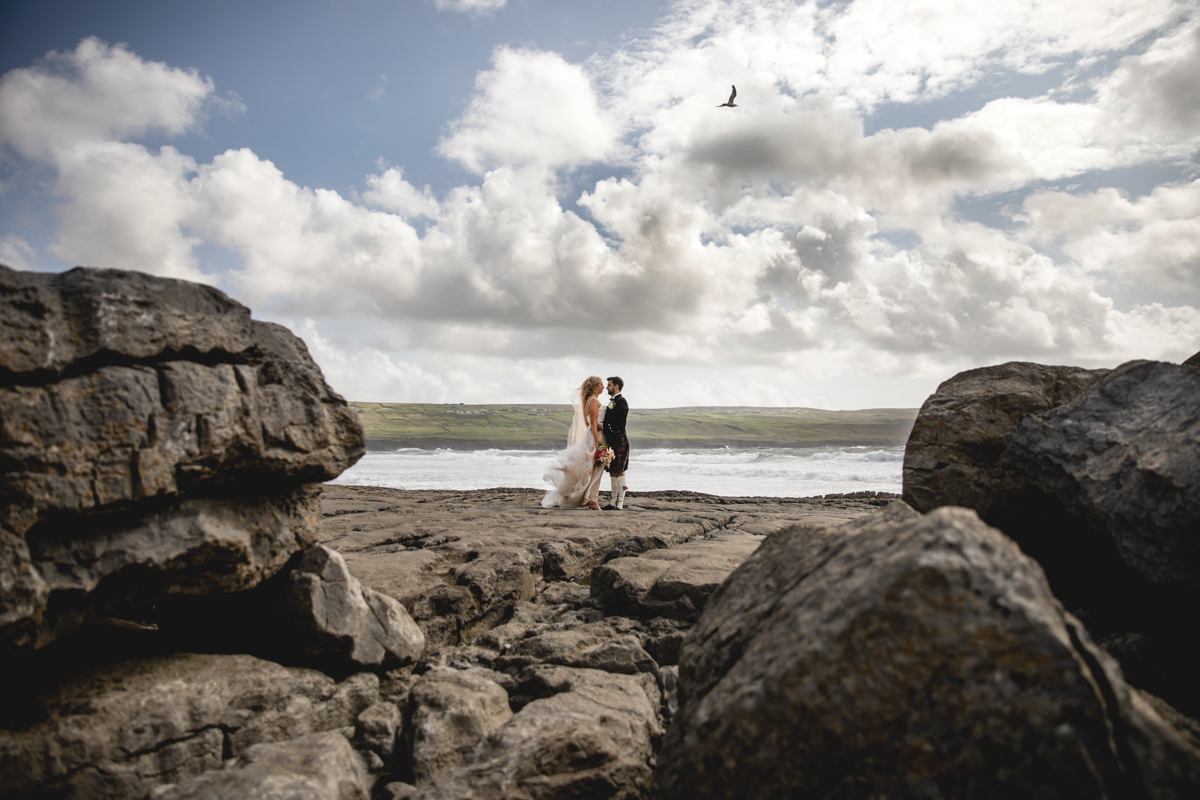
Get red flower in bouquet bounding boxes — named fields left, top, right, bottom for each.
left=594, top=444, right=614, bottom=466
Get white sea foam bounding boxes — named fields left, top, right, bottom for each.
left=329, top=445, right=905, bottom=498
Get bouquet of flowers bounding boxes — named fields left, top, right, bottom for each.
left=594, top=444, right=614, bottom=467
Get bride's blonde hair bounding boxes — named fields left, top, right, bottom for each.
left=578, top=375, right=603, bottom=402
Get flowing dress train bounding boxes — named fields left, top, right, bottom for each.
left=541, top=392, right=606, bottom=508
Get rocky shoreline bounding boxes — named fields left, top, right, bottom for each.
left=316, top=485, right=896, bottom=652
left=2, top=265, right=1198, bottom=799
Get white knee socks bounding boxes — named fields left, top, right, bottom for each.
left=615, top=476, right=628, bottom=509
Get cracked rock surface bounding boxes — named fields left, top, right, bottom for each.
left=411, top=665, right=663, bottom=800
left=311, top=485, right=892, bottom=800
left=150, top=731, right=371, bottom=800
left=1, top=265, right=364, bottom=649
left=0, top=652, right=379, bottom=800
left=407, top=666, right=514, bottom=785
left=319, top=485, right=892, bottom=650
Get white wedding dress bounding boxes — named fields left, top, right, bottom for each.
left=541, top=391, right=606, bottom=508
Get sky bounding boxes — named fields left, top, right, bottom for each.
left=1, top=0, right=1198, bottom=409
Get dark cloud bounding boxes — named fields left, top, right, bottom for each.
left=1110, top=21, right=1200, bottom=133
left=684, top=97, right=862, bottom=189
left=903, top=126, right=1011, bottom=185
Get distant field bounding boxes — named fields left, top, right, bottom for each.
left=351, top=402, right=919, bottom=450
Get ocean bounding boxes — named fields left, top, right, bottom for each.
left=329, top=445, right=906, bottom=498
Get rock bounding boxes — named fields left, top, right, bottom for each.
left=356, top=701, right=402, bottom=764
left=1184, top=350, right=1200, bottom=367
left=657, top=665, right=679, bottom=725
left=532, top=581, right=590, bottom=607
left=658, top=503, right=1200, bottom=799
left=1, top=266, right=364, bottom=651
left=150, top=731, right=370, bottom=800
left=1, top=318, right=363, bottom=538
left=483, top=612, right=660, bottom=675
left=417, top=597, right=689, bottom=699
left=902, top=360, right=1108, bottom=518
left=408, top=666, right=514, bottom=786
left=415, top=665, right=662, bottom=800
left=10, top=485, right=321, bottom=649
left=900, top=359, right=1200, bottom=713
left=0, top=264, right=254, bottom=378
left=280, top=545, right=425, bottom=668
left=590, top=533, right=762, bottom=620
left=0, top=652, right=379, bottom=800
left=0, top=528, right=47, bottom=631
left=1004, top=360, right=1200, bottom=599
left=1003, top=360, right=1200, bottom=714
left=381, top=781, right=421, bottom=800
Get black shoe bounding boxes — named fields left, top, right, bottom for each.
left=602, top=504, right=620, bottom=511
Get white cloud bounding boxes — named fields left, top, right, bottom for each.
left=434, top=0, right=507, bottom=15
left=0, top=234, right=37, bottom=271
left=48, top=142, right=206, bottom=281
left=5, top=4, right=1200, bottom=407
left=288, top=319, right=451, bottom=403
left=0, top=37, right=213, bottom=161
left=820, top=0, right=1178, bottom=108
left=360, top=167, right=439, bottom=218
left=438, top=47, right=618, bottom=173
left=1099, top=16, right=1200, bottom=135
left=189, top=148, right=425, bottom=311
left=1022, top=180, right=1200, bottom=287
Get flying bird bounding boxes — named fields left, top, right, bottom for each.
left=717, top=85, right=737, bottom=107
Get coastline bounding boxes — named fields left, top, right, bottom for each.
left=353, top=402, right=918, bottom=451
left=363, top=437, right=911, bottom=451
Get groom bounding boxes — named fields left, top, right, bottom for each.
left=602, top=376, right=630, bottom=510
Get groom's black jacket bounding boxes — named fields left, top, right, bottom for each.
left=603, top=394, right=629, bottom=441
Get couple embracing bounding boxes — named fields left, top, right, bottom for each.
left=541, top=376, right=630, bottom=511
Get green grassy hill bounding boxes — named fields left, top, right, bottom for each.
left=351, top=402, right=918, bottom=450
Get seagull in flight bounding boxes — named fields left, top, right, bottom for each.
left=717, top=85, right=737, bottom=107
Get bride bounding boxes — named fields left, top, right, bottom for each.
left=541, top=375, right=607, bottom=510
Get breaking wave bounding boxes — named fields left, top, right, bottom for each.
left=331, top=445, right=905, bottom=498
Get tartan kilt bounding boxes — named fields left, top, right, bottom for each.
left=605, top=434, right=629, bottom=473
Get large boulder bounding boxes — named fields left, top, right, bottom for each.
left=902, top=361, right=1108, bottom=518
left=900, top=358, right=1200, bottom=714
left=0, top=265, right=364, bottom=649
left=0, top=652, right=378, bottom=800
left=1003, top=360, right=1200, bottom=714
left=1005, top=360, right=1200, bottom=601
left=658, top=503, right=1200, bottom=799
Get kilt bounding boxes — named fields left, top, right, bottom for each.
left=605, top=434, right=629, bottom=473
